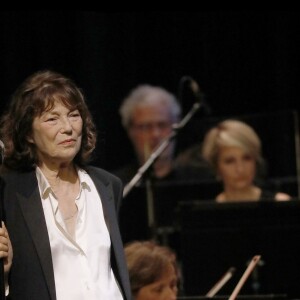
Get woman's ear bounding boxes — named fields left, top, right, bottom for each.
left=26, top=134, right=34, bottom=144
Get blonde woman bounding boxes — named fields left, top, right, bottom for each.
left=202, top=119, right=290, bottom=202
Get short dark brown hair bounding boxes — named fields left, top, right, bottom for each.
left=124, top=240, right=178, bottom=296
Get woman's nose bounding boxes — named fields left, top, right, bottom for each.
left=60, top=118, right=72, bottom=132
left=235, top=160, right=245, bottom=173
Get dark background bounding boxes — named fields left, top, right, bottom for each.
left=0, top=11, right=299, bottom=181
left=1, top=11, right=300, bottom=297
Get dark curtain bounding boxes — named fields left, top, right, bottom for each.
left=0, top=11, right=299, bottom=171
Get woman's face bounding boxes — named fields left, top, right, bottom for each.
left=135, top=262, right=178, bottom=300
left=28, top=100, right=83, bottom=167
left=217, top=146, right=256, bottom=191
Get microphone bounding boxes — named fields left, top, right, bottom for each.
left=179, top=76, right=212, bottom=115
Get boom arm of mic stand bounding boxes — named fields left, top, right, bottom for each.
left=123, top=102, right=202, bottom=198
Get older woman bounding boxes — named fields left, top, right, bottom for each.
left=202, top=119, right=290, bottom=202
left=0, top=70, right=131, bottom=300
left=124, top=240, right=178, bottom=300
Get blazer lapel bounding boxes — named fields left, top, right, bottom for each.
left=16, top=172, right=56, bottom=300
left=89, top=172, right=117, bottom=236
left=88, top=169, right=131, bottom=300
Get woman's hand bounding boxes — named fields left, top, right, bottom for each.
left=0, top=222, right=13, bottom=275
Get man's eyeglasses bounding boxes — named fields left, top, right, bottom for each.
left=130, top=121, right=172, bottom=133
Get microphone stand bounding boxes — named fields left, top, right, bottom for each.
left=123, top=101, right=203, bottom=241
left=123, top=101, right=202, bottom=198
left=145, top=173, right=157, bottom=240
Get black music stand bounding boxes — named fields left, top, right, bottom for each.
left=177, top=200, right=300, bottom=299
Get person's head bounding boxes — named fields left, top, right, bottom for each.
left=202, top=119, right=264, bottom=190
left=119, top=85, right=181, bottom=165
left=0, top=70, right=97, bottom=171
left=124, top=240, right=178, bottom=300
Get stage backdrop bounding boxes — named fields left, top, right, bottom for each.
left=0, top=11, right=299, bottom=175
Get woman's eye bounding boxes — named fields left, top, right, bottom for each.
left=243, top=154, right=253, bottom=161
left=153, top=286, right=163, bottom=293
left=46, top=118, right=57, bottom=122
left=224, top=158, right=235, bottom=164
left=69, top=111, right=81, bottom=118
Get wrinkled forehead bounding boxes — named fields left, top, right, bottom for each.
left=36, top=93, right=79, bottom=116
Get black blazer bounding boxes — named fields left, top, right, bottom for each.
left=0, top=166, right=132, bottom=300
